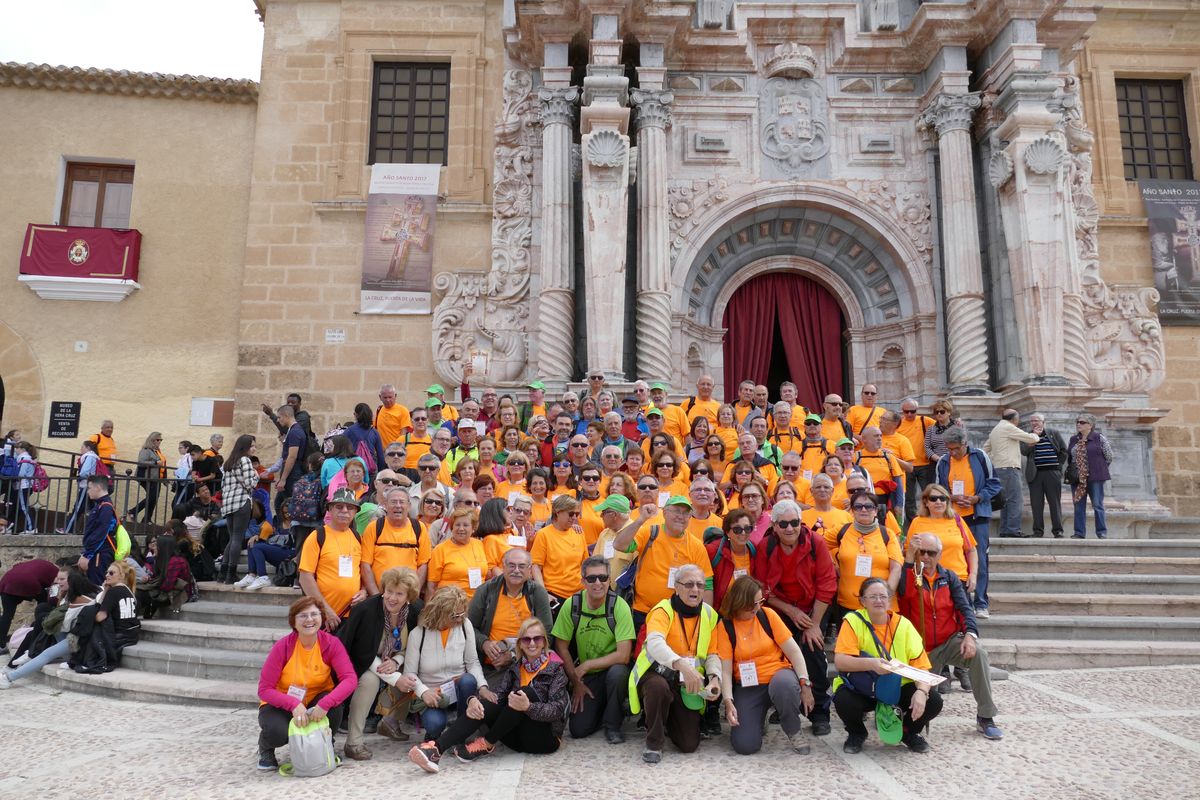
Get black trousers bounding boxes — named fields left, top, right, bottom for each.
left=833, top=682, right=943, bottom=738
left=569, top=664, right=630, bottom=738
left=776, top=611, right=831, bottom=722
left=435, top=696, right=559, bottom=754
left=0, top=593, right=26, bottom=647
left=1028, top=469, right=1064, bottom=536
left=258, top=691, right=343, bottom=751
left=129, top=480, right=161, bottom=522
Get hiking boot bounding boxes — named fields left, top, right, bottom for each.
left=843, top=733, right=866, bottom=754
left=343, top=743, right=372, bottom=761
left=605, top=728, right=626, bottom=744
left=787, top=732, right=811, bottom=754
left=364, top=714, right=380, bottom=735
left=453, top=737, right=494, bottom=763
left=408, top=741, right=441, bottom=773
left=956, top=667, right=972, bottom=692
left=377, top=716, right=409, bottom=741
left=977, top=717, right=1004, bottom=740
left=811, top=719, right=831, bottom=736
left=937, top=665, right=951, bottom=695
left=902, top=732, right=930, bottom=753
left=257, top=748, right=279, bottom=771
left=642, top=748, right=662, bottom=764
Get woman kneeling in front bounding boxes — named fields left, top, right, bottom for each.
left=409, top=616, right=569, bottom=772
left=831, top=577, right=942, bottom=754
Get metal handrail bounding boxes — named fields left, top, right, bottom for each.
left=3, top=473, right=186, bottom=537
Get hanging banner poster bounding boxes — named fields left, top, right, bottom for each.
left=1140, top=179, right=1200, bottom=325
left=360, top=163, right=440, bottom=314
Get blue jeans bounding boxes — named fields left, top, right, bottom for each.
left=1073, top=480, right=1107, bottom=538
left=15, top=487, right=35, bottom=531
left=7, top=635, right=68, bottom=682
left=246, top=542, right=294, bottom=576
left=420, top=673, right=478, bottom=740
left=966, top=515, right=990, bottom=610
left=997, top=467, right=1025, bottom=535
left=61, top=488, right=90, bottom=532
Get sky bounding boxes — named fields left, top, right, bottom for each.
left=0, top=0, right=264, bottom=80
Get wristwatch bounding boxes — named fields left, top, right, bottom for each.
left=797, top=676, right=811, bottom=687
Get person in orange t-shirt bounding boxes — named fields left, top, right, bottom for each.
left=426, top=506, right=490, bottom=599
left=682, top=375, right=722, bottom=427
left=298, top=489, right=366, bottom=629
left=845, top=384, right=889, bottom=443
left=611, top=497, right=713, bottom=626
left=716, top=575, right=814, bottom=755
left=375, top=385, right=413, bottom=450
left=530, top=496, right=590, bottom=602
left=360, top=489, right=431, bottom=592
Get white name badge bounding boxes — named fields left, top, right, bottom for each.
left=474, top=421, right=488, bottom=436
left=733, top=569, right=748, bottom=580
left=507, top=534, right=527, bottom=548
left=802, top=470, right=813, bottom=481
left=507, top=491, right=521, bottom=505
left=667, top=566, right=678, bottom=588
left=338, top=554, right=354, bottom=578
left=603, top=539, right=615, bottom=559
left=657, top=491, right=670, bottom=508
left=854, top=554, right=873, bottom=578
left=286, top=684, right=306, bottom=701
left=739, top=661, right=759, bottom=688
left=952, top=480, right=965, bottom=497
left=440, top=680, right=457, bottom=706
left=467, top=568, right=483, bottom=588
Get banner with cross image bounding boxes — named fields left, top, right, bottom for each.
left=1140, top=179, right=1200, bottom=325
left=360, top=163, right=440, bottom=314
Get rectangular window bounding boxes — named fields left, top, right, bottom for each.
left=60, top=162, right=134, bottom=227
left=369, top=61, right=450, bottom=166
left=1116, top=79, right=1193, bottom=181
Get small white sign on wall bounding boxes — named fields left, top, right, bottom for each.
left=325, top=328, right=346, bottom=344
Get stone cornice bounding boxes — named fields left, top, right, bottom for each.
left=0, top=62, right=258, bottom=105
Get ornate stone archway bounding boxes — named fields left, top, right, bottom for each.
left=671, top=188, right=941, bottom=402
left=0, top=320, right=45, bottom=443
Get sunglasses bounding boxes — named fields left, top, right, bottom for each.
left=379, top=478, right=401, bottom=485
left=902, top=409, right=917, bottom=415
left=386, top=452, right=405, bottom=458
left=775, top=519, right=801, bottom=529
left=583, top=574, right=609, bottom=584
left=782, top=465, right=800, bottom=472
left=412, top=416, right=428, bottom=422
left=927, top=496, right=948, bottom=503
left=553, top=461, right=571, bottom=467
left=852, top=504, right=876, bottom=511
left=419, top=465, right=439, bottom=471
left=694, top=469, right=711, bottom=476
left=916, top=549, right=940, bottom=556
left=729, top=525, right=753, bottom=535
left=571, top=443, right=589, bottom=449
left=567, top=511, right=582, bottom=518
left=637, top=484, right=658, bottom=491
left=423, top=498, right=445, bottom=506
left=1077, top=420, right=1090, bottom=425
left=656, top=463, right=674, bottom=468
left=580, top=475, right=600, bottom=482
left=862, top=391, right=877, bottom=396
left=519, top=635, right=546, bottom=645
left=459, top=500, right=480, bottom=507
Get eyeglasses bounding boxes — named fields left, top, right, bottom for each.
left=583, top=574, right=609, bottom=584
left=852, top=504, right=876, bottom=511
left=504, top=562, right=530, bottom=571
left=927, top=496, right=948, bottom=503
left=412, top=416, right=428, bottom=422
left=519, top=634, right=546, bottom=645
left=742, top=494, right=762, bottom=502
left=418, top=465, right=439, bottom=471
left=458, top=500, right=479, bottom=507
left=752, top=598, right=764, bottom=608
left=934, top=409, right=949, bottom=415
left=451, top=611, right=467, bottom=620
left=676, top=580, right=705, bottom=590
left=863, top=594, right=889, bottom=602
left=603, top=454, right=622, bottom=460
left=775, top=519, right=801, bottom=528
left=781, top=465, right=800, bottom=472
left=729, top=525, right=753, bottom=535
left=916, top=549, right=940, bottom=556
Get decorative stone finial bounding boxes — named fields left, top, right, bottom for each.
left=762, top=43, right=817, bottom=79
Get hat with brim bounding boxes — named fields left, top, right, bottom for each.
left=426, top=384, right=445, bottom=395
left=646, top=407, right=664, bottom=418
left=425, top=398, right=444, bottom=409
left=835, top=437, right=855, bottom=448
left=664, top=495, right=692, bottom=510
left=622, top=396, right=638, bottom=405
left=876, top=702, right=904, bottom=745
left=328, top=488, right=362, bottom=509
left=595, top=494, right=631, bottom=515
left=650, top=382, right=669, bottom=392
left=804, top=414, right=822, bottom=424
left=528, top=380, right=546, bottom=390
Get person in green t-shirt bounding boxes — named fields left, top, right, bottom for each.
left=551, top=556, right=636, bottom=744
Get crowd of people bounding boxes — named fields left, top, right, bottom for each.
left=0, top=372, right=1118, bottom=767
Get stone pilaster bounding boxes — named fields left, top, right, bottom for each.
left=536, top=86, right=579, bottom=382
left=631, top=88, right=674, bottom=383
left=921, top=92, right=989, bottom=393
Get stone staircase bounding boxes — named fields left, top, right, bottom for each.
left=36, top=530, right=1200, bottom=705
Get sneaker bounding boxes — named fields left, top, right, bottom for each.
left=956, top=667, right=972, bottom=692
left=247, top=575, right=273, bottom=591
left=453, top=737, right=494, bottom=763
left=343, top=743, right=373, bottom=761
left=811, top=719, right=831, bottom=736
left=54, top=527, right=68, bottom=535
left=0, top=672, right=12, bottom=690
left=787, top=732, right=811, bottom=755
left=642, top=748, right=662, bottom=764
left=843, top=734, right=866, bottom=754
left=975, top=608, right=990, bottom=620
left=257, top=748, right=279, bottom=771
left=19, top=529, right=36, bottom=536
left=232, top=574, right=257, bottom=589
left=977, top=717, right=1004, bottom=740
left=11, top=653, right=31, bottom=667
left=902, top=732, right=930, bottom=753
left=409, top=741, right=441, bottom=773
left=377, top=716, right=409, bottom=742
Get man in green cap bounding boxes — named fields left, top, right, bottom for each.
left=518, top=380, right=547, bottom=430
left=297, top=487, right=365, bottom=631
left=799, top=413, right=836, bottom=477
left=426, top=383, right=459, bottom=423
left=648, top=382, right=689, bottom=442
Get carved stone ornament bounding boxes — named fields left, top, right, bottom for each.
left=630, top=89, right=674, bottom=130
left=538, top=86, right=580, bottom=128
left=834, top=179, right=934, bottom=265
left=988, top=150, right=1014, bottom=188
left=762, top=43, right=817, bottom=80
left=697, top=0, right=731, bottom=29
left=668, top=177, right=730, bottom=266
left=919, top=92, right=982, bottom=138
left=586, top=129, right=628, bottom=168
left=759, top=77, right=830, bottom=175
left=1023, top=136, right=1066, bottom=175
left=432, top=70, right=538, bottom=386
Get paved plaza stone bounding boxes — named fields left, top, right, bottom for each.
left=0, top=665, right=1196, bottom=798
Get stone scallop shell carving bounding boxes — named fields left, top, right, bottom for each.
left=1024, top=136, right=1066, bottom=175
left=586, top=129, right=627, bottom=168
left=988, top=150, right=1014, bottom=188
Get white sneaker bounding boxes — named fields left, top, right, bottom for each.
left=0, top=672, right=11, bottom=689
left=232, top=574, right=257, bottom=589
left=11, top=653, right=31, bottom=667
left=975, top=608, right=991, bottom=619
left=247, top=575, right=273, bottom=591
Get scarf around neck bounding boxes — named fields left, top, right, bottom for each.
left=670, top=593, right=702, bottom=618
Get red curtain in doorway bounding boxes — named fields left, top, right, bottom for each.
left=722, top=272, right=844, bottom=412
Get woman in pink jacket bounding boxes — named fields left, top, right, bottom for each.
left=257, top=596, right=358, bottom=771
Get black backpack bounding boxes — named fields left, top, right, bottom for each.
left=566, top=589, right=619, bottom=659
left=372, top=516, right=422, bottom=550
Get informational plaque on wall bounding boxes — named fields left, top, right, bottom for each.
left=1140, top=179, right=1200, bottom=325
left=360, top=163, right=440, bottom=315
left=48, top=401, right=82, bottom=438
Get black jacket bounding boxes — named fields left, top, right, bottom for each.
left=1021, top=428, right=1068, bottom=482
left=466, top=575, right=553, bottom=665
left=336, top=594, right=423, bottom=677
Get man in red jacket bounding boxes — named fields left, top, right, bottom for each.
left=751, top=499, right=837, bottom=737
left=896, top=533, right=1002, bottom=740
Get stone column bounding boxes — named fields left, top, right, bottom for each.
left=536, top=86, right=579, bottom=382
left=631, top=88, right=674, bottom=383
left=922, top=92, right=989, bottom=392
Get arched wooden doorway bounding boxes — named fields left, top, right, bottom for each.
left=721, top=271, right=846, bottom=411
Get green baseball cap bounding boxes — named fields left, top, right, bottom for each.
left=650, top=382, right=669, bottom=391
left=645, top=407, right=664, bottom=418
left=595, top=495, right=631, bottom=515
left=804, top=414, right=822, bottom=424
left=426, top=384, right=445, bottom=395
left=528, top=380, right=546, bottom=390
left=663, top=495, right=692, bottom=510
left=425, top=397, right=444, bottom=409
left=835, top=437, right=855, bottom=448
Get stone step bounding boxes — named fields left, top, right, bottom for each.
left=139, top=618, right=281, bottom=654
left=988, top=538, right=1200, bottom=558
left=1149, top=517, right=1200, bottom=540
left=978, top=614, right=1200, bottom=642
left=987, top=592, right=1200, bottom=617
left=194, top=581, right=300, bottom=607
left=121, top=641, right=265, bottom=682
left=988, top=554, right=1200, bottom=575
left=177, top=600, right=288, bottom=629
left=38, top=663, right=258, bottom=707
left=987, top=572, right=1200, bottom=595
left=980, top=638, right=1200, bottom=670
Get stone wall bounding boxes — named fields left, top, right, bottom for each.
left=0, top=79, right=256, bottom=456
left=1080, top=8, right=1200, bottom=514
left=234, top=0, right=504, bottom=453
